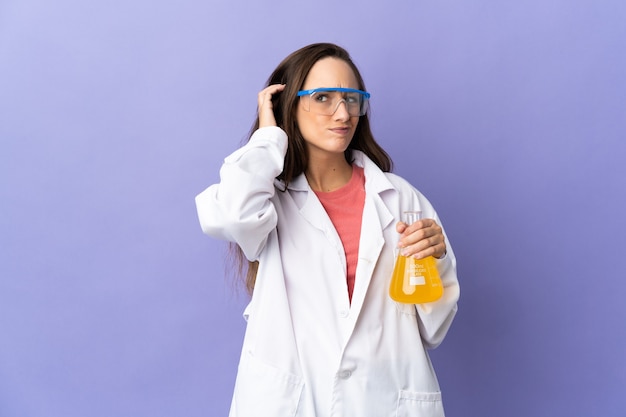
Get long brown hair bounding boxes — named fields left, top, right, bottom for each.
left=234, top=43, right=393, bottom=294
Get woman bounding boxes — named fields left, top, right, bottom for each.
left=195, top=43, right=460, bottom=417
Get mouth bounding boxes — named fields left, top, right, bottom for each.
left=329, top=126, right=351, bottom=135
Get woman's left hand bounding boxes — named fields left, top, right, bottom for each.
left=396, top=218, right=447, bottom=259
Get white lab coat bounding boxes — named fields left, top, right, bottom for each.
left=196, top=126, right=460, bottom=417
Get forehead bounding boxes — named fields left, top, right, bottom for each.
left=302, top=57, right=359, bottom=90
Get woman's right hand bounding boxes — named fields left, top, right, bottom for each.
left=258, top=84, right=286, bottom=128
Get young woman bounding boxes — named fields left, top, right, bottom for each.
left=196, top=43, right=460, bottom=417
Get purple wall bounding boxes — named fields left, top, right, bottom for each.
left=1, top=0, right=625, bottom=416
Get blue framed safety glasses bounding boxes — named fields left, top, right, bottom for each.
left=297, top=87, right=370, bottom=117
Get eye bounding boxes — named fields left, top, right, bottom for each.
left=313, top=93, right=329, bottom=103
left=345, top=94, right=359, bottom=104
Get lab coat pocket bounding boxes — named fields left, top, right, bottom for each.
left=396, top=390, right=444, bottom=417
left=232, top=351, right=303, bottom=417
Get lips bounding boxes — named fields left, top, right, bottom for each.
left=330, top=126, right=351, bottom=134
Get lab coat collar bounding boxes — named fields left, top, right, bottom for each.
left=284, top=151, right=397, bottom=237
left=284, top=151, right=397, bottom=238
left=285, top=150, right=396, bottom=195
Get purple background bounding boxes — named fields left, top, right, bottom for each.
left=1, top=0, right=625, bottom=416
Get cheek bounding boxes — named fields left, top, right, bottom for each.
left=295, top=106, right=310, bottom=128
left=350, top=117, right=359, bottom=134
left=296, top=109, right=321, bottom=137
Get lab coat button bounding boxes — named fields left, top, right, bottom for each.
left=339, top=309, right=349, bottom=318
left=338, top=370, right=352, bottom=379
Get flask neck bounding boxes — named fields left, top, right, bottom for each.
left=403, top=210, right=422, bottom=225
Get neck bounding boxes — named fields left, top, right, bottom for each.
left=305, top=155, right=353, bottom=192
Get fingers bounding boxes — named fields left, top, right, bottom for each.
left=258, top=84, right=286, bottom=128
left=397, top=219, right=447, bottom=259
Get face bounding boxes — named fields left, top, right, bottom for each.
left=296, top=57, right=360, bottom=159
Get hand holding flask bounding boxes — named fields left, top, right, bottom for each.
left=389, top=211, right=444, bottom=304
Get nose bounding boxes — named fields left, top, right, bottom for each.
left=332, top=99, right=351, bottom=120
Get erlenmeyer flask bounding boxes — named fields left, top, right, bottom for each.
left=389, top=211, right=443, bottom=304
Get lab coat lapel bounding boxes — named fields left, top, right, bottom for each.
left=349, top=189, right=395, bottom=316
left=292, top=175, right=347, bottom=274
left=290, top=174, right=325, bottom=228
left=299, top=192, right=329, bottom=232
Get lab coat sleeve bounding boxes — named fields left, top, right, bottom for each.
left=415, top=202, right=460, bottom=349
left=195, top=126, right=287, bottom=261
left=416, top=247, right=459, bottom=349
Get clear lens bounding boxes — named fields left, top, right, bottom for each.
left=300, top=89, right=369, bottom=116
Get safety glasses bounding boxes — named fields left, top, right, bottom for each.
left=297, top=87, right=370, bottom=117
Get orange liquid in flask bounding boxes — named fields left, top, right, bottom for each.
left=389, top=211, right=444, bottom=304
